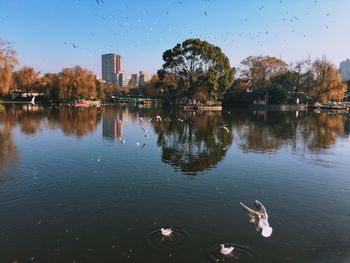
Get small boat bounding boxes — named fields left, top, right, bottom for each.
left=74, top=101, right=90, bottom=108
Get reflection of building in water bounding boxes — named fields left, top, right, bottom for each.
left=102, top=117, right=123, bottom=140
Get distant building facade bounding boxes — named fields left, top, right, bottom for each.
left=116, top=72, right=153, bottom=87
left=117, top=73, right=133, bottom=87
left=101, top=53, right=123, bottom=83
left=101, top=53, right=153, bottom=87
left=138, top=71, right=153, bottom=85
left=340, top=59, right=350, bottom=81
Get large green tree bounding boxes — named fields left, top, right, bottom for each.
left=159, top=38, right=235, bottom=102
left=0, top=39, right=18, bottom=95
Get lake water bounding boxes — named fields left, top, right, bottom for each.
left=1, top=104, right=350, bottom=263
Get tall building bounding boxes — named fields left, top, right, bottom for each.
left=116, top=55, right=123, bottom=73
left=101, top=53, right=123, bottom=83
left=117, top=73, right=133, bottom=87
left=340, top=59, right=350, bottom=81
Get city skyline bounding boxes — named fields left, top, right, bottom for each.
left=1, top=0, right=350, bottom=77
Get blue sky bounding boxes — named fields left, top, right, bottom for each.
left=0, top=0, right=349, bottom=77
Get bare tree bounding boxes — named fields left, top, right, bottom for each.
left=0, top=39, right=18, bottom=95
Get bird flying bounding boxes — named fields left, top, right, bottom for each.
left=240, top=200, right=273, bottom=238
left=30, top=96, right=36, bottom=105
left=156, top=115, right=162, bottom=122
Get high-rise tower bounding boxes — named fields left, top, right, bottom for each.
left=101, top=53, right=123, bottom=83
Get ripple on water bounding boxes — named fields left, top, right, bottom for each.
left=146, top=228, right=191, bottom=251
left=208, top=243, right=257, bottom=263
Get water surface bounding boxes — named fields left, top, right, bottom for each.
left=1, top=104, right=350, bottom=262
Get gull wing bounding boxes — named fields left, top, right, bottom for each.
left=254, top=200, right=268, bottom=219
left=240, top=202, right=260, bottom=230
left=240, top=202, right=260, bottom=218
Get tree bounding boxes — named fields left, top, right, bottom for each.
left=159, top=38, right=235, bottom=101
left=309, top=57, right=347, bottom=103
left=290, top=59, right=311, bottom=99
left=58, top=66, right=97, bottom=100
left=139, top=76, right=162, bottom=98
left=102, top=82, right=123, bottom=99
left=239, top=56, right=288, bottom=88
left=268, top=85, right=288, bottom=104
left=40, top=73, right=59, bottom=99
left=0, top=39, right=18, bottom=95
left=13, top=67, right=39, bottom=96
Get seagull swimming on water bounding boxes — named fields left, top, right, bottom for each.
left=220, top=244, right=234, bottom=255
left=160, top=227, right=172, bottom=236
left=240, top=200, right=273, bottom=238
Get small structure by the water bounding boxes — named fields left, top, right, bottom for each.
left=180, top=105, right=222, bottom=111
left=74, top=100, right=101, bottom=108
left=113, top=97, right=161, bottom=106
left=310, top=101, right=350, bottom=111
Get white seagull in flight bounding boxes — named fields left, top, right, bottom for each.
left=240, top=200, right=273, bottom=238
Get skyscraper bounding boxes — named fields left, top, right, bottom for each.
left=116, top=55, right=123, bottom=74
left=101, top=53, right=123, bottom=83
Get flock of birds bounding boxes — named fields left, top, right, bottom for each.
left=160, top=200, right=272, bottom=256
left=64, top=0, right=333, bottom=51
left=88, top=0, right=331, bottom=49
left=112, top=114, right=231, bottom=148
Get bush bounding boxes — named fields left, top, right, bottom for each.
left=269, top=85, right=288, bottom=104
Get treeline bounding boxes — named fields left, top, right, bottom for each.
left=8, top=65, right=125, bottom=101
left=0, top=38, right=159, bottom=101
left=1, top=37, right=349, bottom=104
left=224, top=55, right=348, bottom=105
left=155, top=39, right=348, bottom=105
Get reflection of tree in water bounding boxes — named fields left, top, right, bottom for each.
left=58, top=107, right=101, bottom=137
left=0, top=109, right=20, bottom=180
left=0, top=123, right=19, bottom=173
left=302, top=112, right=347, bottom=152
left=230, top=110, right=349, bottom=153
left=231, top=110, right=297, bottom=153
left=152, top=111, right=233, bottom=175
